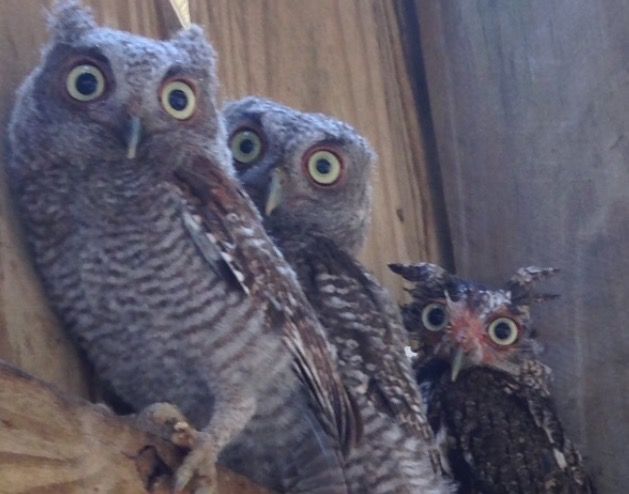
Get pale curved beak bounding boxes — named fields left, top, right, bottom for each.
left=444, top=291, right=472, bottom=382
left=264, top=167, right=286, bottom=216
left=450, top=347, right=466, bottom=381
left=126, top=116, right=142, bottom=159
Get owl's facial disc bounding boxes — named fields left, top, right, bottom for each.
left=444, top=296, right=486, bottom=380
left=444, top=295, right=521, bottom=380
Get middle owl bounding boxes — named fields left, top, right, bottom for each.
left=223, top=97, right=453, bottom=494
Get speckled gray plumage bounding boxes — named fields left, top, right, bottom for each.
left=391, top=263, right=595, bottom=493
left=7, top=3, right=358, bottom=493
left=224, top=97, right=453, bottom=493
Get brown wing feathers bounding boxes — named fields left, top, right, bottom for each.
left=173, top=158, right=361, bottom=453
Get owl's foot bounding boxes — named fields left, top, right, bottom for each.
left=174, top=432, right=218, bottom=494
left=135, top=402, right=193, bottom=443
left=172, top=420, right=198, bottom=450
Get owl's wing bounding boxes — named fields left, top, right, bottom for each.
left=172, top=158, right=361, bottom=455
left=284, top=234, right=436, bottom=447
left=517, top=372, right=596, bottom=493
left=431, top=368, right=594, bottom=493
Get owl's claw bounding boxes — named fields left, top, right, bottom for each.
left=173, top=432, right=218, bottom=494
left=172, top=420, right=198, bottom=449
left=135, top=402, right=191, bottom=440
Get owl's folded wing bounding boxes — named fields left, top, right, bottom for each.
left=172, top=158, right=362, bottom=455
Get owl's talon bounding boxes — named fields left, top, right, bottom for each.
left=174, top=433, right=217, bottom=494
left=172, top=420, right=198, bottom=449
left=135, top=402, right=192, bottom=441
left=139, top=402, right=188, bottom=427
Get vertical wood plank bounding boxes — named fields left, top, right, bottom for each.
left=417, top=1, right=629, bottom=490
left=0, top=0, right=89, bottom=397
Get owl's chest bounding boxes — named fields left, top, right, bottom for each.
left=80, top=213, right=210, bottom=307
left=36, top=199, right=242, bottom=338
left=428, top=368, right=570, bottom=492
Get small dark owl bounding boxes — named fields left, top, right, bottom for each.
left=7, top=3, right=358, bottom=493
left=390, top=262, right=595, bottom=493
left=224, top=98, right=453, bottom=493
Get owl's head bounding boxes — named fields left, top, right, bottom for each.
left=9, top=0, right=227, bottom=193
left=390, top=263, right=559, bottom=379
left=223, top=97, right=376, bottom=254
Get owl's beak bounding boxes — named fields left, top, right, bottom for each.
left=264, top=168, right=286, bottom=216
left=445, top=292, right=475, bottom=381
left=125, top=116, right=143, bottom=159
left=450, top=348, right=466, bottom=381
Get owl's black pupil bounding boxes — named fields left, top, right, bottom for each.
left=316, top=158, right=332, bottom=174
left=169, top=89, right=188, bottom=111
left=494, top=322, right=512, bottom=340
left=76, top=72, right=98, bottom=95
left=428, top=307, right=445, bottom=327
left=239, top=138, right=255, bottom=155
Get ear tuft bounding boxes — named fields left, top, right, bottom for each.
left=171, top=25, right=216, bottom=69
left=507, top=266, right=560, bottom=305
left=389, top=262, right=449, bottom=283
left=48, top=0, right=96, bottom=44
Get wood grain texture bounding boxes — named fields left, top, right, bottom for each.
left=0, top=0, right=89, bottom=398
left=0, top=359, right=270, bottom=494
left=416, top=1, right=629, bottom=490
left=191, top=0, right=446, bottom=297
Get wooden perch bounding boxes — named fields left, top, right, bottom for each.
left=0, top=360, right=271, bottom=494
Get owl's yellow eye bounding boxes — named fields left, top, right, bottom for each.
left=160, top=80, right=196, bottom=120
left=487, top=317, right=519, bottom=346
left=304, top=148, right=343, bottom=186
left=66, top=64, right=106, bottom=102
left=230, top=129, right=264, bottom=164
left=421, top=303, right=448, bottom=332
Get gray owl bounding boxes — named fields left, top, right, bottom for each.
left=7, top=3, right=360, bottom=493
left=390, top=263, right=595, bottom=493
left=223, top=97, right=454, bottom=494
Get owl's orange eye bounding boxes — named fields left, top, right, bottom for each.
left=487, top=317, right=519, bottom=346
left=304, top=148, right=343, bottom=187
left=160, top=80, right=196, bottom=120
left=421, top=303, right=448, bottom=332
left=66, top=63, right=106, bottom=102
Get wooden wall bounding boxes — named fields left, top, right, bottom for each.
left=1, top=0, right=625, bottom=492
left=415, top=1, right=629, bottom=491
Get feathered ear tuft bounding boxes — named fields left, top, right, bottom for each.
left=389, top=262, right=449, bottom=284
left=48, top=0, right=96, bottom=44
left=507, top=266, right=560, bottom=305
left=171, top=25, right=216, bottom=69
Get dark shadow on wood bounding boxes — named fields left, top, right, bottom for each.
left=393, top=0, right=455, bottom=271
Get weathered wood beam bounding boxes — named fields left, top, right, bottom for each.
left=0, top=360, right=270, bottom=494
